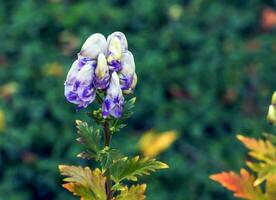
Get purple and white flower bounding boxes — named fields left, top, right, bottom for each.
left=65, top=60, right=96, bottom=109
left=107, top=32, right=128, bottom=53
left=102, top=72, right=124, bottom=118
left=118, top=51, right=137, bottom=94
left=80, top=33, right=107, bottom=59
left=93, top=53, right=110, bottom=89
left=64, top=31, right=137, bottom=116
left=107, top=36, right=122, bottom=72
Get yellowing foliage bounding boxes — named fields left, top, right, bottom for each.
left=59, top=165, right=106, bottom=200
left=210, top=169, right=265, bottom=200
left=116, top=184, right=147, bottom=200
left=211, top=134, right=276, bottom=200
left=139, top=130, right=177, bottom=157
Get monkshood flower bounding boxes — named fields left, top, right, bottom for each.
left=102, top=72, right=124, bottom=118
left=65, top=60, right=96, bottom=109
left=93, top=53, right=110, bottom=89
left=107, top=36, right=122, bottom=72
left=119, top=51, right=137, bottom=94
left=64, top=32, right=137, bottom=117
left=80, top=33, right=107, bottom=59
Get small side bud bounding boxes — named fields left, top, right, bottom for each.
left=75, top=120, right=82, bottom=126
left=267, top=105, right=276, bottom=125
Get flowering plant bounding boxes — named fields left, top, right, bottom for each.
left=210, top=92, right=276, bottom=200
left=59, top=32, right=168, bottom=200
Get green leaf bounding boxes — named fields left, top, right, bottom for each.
left=98, top=147, right=122, bottom=171
left=111, top=156, right=169, bottom=183
left=59, top=165, right=106, bottom=200
left=76, top=120, right=101, bottom=159
left=116, top=184, right=147, bottom=200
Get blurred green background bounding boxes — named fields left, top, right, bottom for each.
left=0, top=0, right=276, bottom=199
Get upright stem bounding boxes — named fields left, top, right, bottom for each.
left=103, top=120, right=112, bottom=200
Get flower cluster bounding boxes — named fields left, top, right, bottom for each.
left=64, top=32, right=137, bottom=118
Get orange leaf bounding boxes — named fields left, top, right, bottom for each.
left=210, top=169, right=265, bottom=200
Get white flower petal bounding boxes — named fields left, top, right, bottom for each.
left=81, top=33, right=107, bottom=59
left=65, top=60, right=79, bottom=84
left=107, top=32, right=128, bottom=52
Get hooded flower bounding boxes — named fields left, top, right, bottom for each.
left=65, top=60, right=96, bottom=109
left=93, top=53, right=110, bottom=89
left=107, top=32, right=128, bottom=53
left=80, top=33, right=107, bottom=59
left=102, top=72, right=124, bottom=118
left=119, top=51, right=137, bottom=94
left=107, top=36, right=123, bottom=72
left=65, top=31, right=137, bottom=115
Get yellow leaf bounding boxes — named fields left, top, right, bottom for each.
left=237, top=135, right=276, bottom=163
left=139, top=130, right=177, bottom=157
left=116, top=184, right=147, bottom=200
left=210, top=169, right=266, bottom=200
left=59, top=165, right=106, bottom=200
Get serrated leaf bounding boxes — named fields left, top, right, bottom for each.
left=237, top=135, right=276, bottom=163
left=62, top=183, right=95, bottom=200
left=59, top=165, right=106, bottom=200
left=111, top=156, right=168, bottom=183
left=76, top=120, right=101, bottom=159
left=210, top=169, right=266, bottom=200
left=98, top=147, right=122, bottom=171
left=116, top=184, right=147, bottom=200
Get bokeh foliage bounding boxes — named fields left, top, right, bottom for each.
left=0, top=0, right=276, bottom=199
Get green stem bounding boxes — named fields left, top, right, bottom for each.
left=103, top=120, right=112, bottom=200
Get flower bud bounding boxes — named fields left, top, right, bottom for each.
left=93, top=53, right=110, bottom=89
left=102, top=72, right=124, bottom=118
left=272, top=91, right=276, bottom=105
left=107, top=37, right=122, bottom=71
left=80, top=33, right=107, bottom=59
left=107, top=32, right=128, bottom=52
left=267, top=105, right=276, bottom=125
left=119, top=51, right=136, bottom=93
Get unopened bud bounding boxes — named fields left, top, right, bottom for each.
left=267, top=105, right=276, bottom=125
left=75, top=120, right=82, bottom=126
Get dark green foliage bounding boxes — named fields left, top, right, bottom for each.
left=0, top=0, right=276, bottom=200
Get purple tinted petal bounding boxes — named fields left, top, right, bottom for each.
left=109, top=104, right=123, bottom=118
left=120, top=75, right=133, bottom=90
left=108, top=60, right=121, bottom=72
left=77, top=54, right=94, bottom=69
left=93, top=72, right=110, bottom=90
